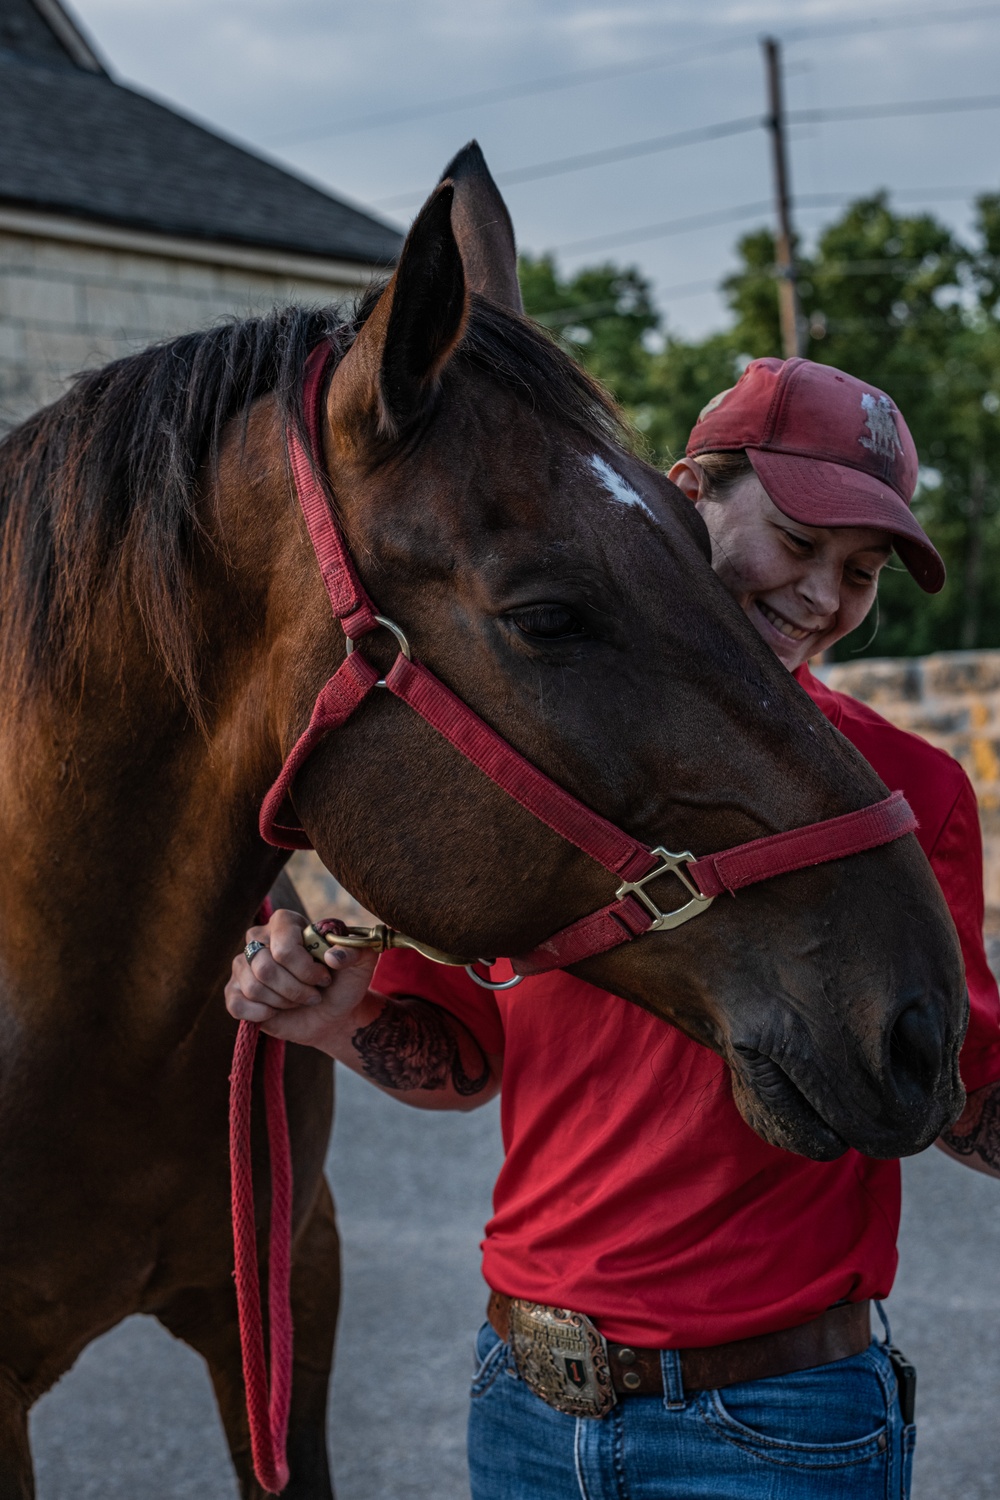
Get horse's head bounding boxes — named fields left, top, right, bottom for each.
left=260, top=144, right=965, bottom=1162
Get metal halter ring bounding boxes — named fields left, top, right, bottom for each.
left=244, top=940, right=267, bottom=964
left=344, top=614, right=412, bottom=688
left=465, top=963, right=524, bottom=991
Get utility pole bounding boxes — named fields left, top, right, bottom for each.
left=762, top=36, right=803, bottom=358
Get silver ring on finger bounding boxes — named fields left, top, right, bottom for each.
left=244, top=940, right=267, bottom=965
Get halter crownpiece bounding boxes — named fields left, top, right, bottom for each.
left=259, top=343, right=917, bottom=985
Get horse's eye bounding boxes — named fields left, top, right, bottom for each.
left=508, top=605, right=587, bottom=641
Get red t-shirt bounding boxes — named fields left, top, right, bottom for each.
left=374, top=665, right=1000, bottom=1347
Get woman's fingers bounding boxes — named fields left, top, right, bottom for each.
left=231, top=908, right=329, bottom=1010
left=322, top=944, right=368, bottom=972
left=231, top=928, right=323, bottom=1013
left=240, top=948, right=324, bottom=1007
left=269, top=909, right=334, bottom=986
left=226, top=908, right=378, bottom=1031
left=225, top=975, right=286, bottom=1025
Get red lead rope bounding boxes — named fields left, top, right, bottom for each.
left=229, top=903, right=294, bottom=1495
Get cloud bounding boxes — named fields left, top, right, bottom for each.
left=68, top=0, right=1000, bottom=340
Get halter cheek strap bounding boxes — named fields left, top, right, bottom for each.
left=259, top=343, right=917, bottom=976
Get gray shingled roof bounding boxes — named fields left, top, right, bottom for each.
left=0, top=0, right=403, bottom=266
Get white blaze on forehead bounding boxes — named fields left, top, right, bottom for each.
left=588, top=454, right=656, bottom=521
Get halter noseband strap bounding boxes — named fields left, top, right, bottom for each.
left=259, top=343, right=916, bottom=979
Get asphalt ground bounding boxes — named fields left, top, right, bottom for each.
left=28, top=1060, right=1000, bottom=1500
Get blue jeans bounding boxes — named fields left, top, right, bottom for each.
left=468, top=1322, right=915, bottom=1499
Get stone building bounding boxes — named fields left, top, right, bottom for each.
left=0, top=0, right=402, bottom=431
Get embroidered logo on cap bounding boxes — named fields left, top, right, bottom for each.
left=698, top=387, right=733, bottom=421
left=859, top=393, right=903, bottom=462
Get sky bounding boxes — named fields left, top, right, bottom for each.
left=67, top=0, right=1000, bottom=340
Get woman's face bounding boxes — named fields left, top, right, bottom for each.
left=668, top=461, right=894, bottom=671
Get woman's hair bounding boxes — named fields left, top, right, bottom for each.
left=693, top=449, right=755, bottom=497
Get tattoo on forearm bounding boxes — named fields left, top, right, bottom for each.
left=351, top=998, right=490, bottom=1096
left=941, top=1084, right=1000, bottom=1170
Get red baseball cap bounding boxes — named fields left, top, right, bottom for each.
left=686, top=357, right=944, bottom=593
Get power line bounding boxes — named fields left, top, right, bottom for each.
left=372, top=93, right=1000, bottom=212
left=264, top=34, right=757, bottom=146
left=654, top=278, right=719, bottom=303
left=532, top=278, right=719, bottom=325
left=373, top=117, right=762, bottom=209
left=531, top=249, right=979, bottom=328
left=798, top=186, right=995, bottom=210
left=801, top=187, right=993, bottom=202
left=790, top=93, right=1000, bottom=126
left=738, top=258, right=967, bottom=280
left=781, top=2, right=1000, bottom=45
left=550, top=202, right=775, bottom=256
left=547, top=188, right=996, bottom=256
left=264, top=4, right=1000, bottom=147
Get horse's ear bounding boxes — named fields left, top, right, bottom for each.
left=330, top=181, right=468, bottom=441
left=437, top=141, right=524, bottom=313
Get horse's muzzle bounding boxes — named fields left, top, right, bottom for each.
left=730, top=996, right=965, bottom=1162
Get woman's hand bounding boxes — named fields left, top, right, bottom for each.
left=227, top=907, right=502, bottom=1108
left=225, top=907, right=377, bottom=1051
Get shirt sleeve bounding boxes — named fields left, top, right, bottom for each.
left=928, top=775, right=1000, bottom=1093
left=372, top=947, right=506, bottom=1056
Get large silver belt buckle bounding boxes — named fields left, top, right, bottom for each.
left=508, top=1300, right=616, bottom=1419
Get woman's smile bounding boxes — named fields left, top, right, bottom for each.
left=754, top=599, right=816, bottom=644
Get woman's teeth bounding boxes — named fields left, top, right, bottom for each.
left=757, top=602, right=810, bottom=641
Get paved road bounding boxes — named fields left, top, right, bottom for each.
left=31, top=1066, right=1000, bottom=1499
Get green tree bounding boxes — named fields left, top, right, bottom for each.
left=641, top=333, right=743, bottom=462
left=791, top=195, right=1000, bottom=657
left=518, top=196, right=1000, bottom=658
left=518, top=253, right=659, bottom=413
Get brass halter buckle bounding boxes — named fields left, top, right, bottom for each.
left=615, top=847, right=714, bottom=932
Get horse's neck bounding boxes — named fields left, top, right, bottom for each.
left=0, top=642, right=284, bottom=1045
left=0, top=396, right=321, bottom=1041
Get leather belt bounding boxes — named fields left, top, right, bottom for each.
left=488, top=1292, right=871, bottom=1405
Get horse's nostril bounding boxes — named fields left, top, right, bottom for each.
left=889, top=1001, right=943, bottom=1094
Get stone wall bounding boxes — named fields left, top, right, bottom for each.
left=826, top=650, right=1000, bottom=971
left=0, top=215, right=373, bottom=431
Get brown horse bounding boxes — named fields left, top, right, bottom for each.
left=0, top=143, right=966, bottom=1498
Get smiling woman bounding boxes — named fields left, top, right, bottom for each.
left=667, top=356, right=944, bottom=669
left=668, top=456, right=894, bottom=667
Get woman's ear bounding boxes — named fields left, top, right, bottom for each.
left=667, top=458, right=705, bottom=503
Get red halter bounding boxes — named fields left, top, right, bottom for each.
left=259, top=344, right=916, bottom=976
left=235, top=344, right=918, bottom=1493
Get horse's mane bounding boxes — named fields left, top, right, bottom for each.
left=0, top=289, right=626, bottom=716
